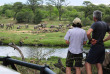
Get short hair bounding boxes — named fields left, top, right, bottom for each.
left=93, top=10, right=102, bottom=21
left=72, top=23, right=82, bottom=28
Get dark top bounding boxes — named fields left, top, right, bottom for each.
left=91, top=21, right=110, bottom=45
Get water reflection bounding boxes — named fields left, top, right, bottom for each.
left=0, top=46, right=66, bottom=59
left=0, top=46, right=109, bottom=59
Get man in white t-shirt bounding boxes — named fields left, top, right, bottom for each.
left=64, top=17, right=88, bottom=74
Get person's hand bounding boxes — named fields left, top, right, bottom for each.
left=91, top=39, right=97, bottom=45
left=83, top=41, right=87, bottom=45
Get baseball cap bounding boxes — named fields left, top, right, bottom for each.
left=73, top=17, right=81, bottom=25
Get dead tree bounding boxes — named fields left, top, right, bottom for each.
left=54, top=58, right=66, bottom=73
left=8, top=43, right=25, bottom=61
left=54, top=58, right=75, bottom=74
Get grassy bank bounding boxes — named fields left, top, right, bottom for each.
left=0, top=18, right=69, bottom=47
left=0, top=27, right=110, bottom=48
left=0, top=30, right=67, bottom=47
left=0, top=18, right=110, bottom=48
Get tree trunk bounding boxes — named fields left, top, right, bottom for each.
left=8, top=43, right=25, bottom=61
left=59, top=13, right=61, bottom=21
left=14, top=12, right=17, bottom=20
left=58, top=9, right=62, bottom=21
left=50, top=11, right=52, bottom=19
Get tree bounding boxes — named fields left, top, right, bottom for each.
left=21, top=5, right=34, bottom=23
left=83, top=1, right=95, bottom=18
left=2, top=4, right=12, bottom=14
left=83, top=1, right=91, bottom=6
left=34, top=9, right=43, bottom=24
left=0, top=6, right=3, bottom=15
left=13, top=2, right=23, bottom=20
left=47, top=0, right=68, bottom=21
left=16, top=8, right=34, bottom=23
left=66, top=6, right=73, bottom=11
left=5, top=9, right=14, bottom=18
left=27, top=0, right=43, bottom=13
left=82, top=17, right=93, bottom=26
left=46, top=3, right=54, bottom=20
left=16, top=12, right=25, bottom=23
left=104, top=15, right=110, bottom=23
left=27, top=0, right=43, bottom=23
left=66, top=9, right=84, bottom=22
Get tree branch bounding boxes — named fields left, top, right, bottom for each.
left=9, top=43, right=25, bottom=61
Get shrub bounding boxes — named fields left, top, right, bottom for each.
left=82, top=17, right=93, bottom=26
left=33, top=10, right=43, bottom=24
left=103, top=15, right=110, bottom=23
left=49, top=13, right=57, bottom=20
left=5, top=9, right=14, bottom=18
left=16, top=12, right=25, bottom=23
left=16, top=11, right=34, bottom=23
left=24, top=11, right=34, bottom=23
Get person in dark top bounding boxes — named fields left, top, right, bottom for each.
left=85, top=10, right=110, bottom=74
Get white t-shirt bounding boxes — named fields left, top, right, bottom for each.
left=64, top=27, right=88, bottom=54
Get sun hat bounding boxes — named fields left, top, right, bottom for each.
left=73, top=17, right=81, bottom=25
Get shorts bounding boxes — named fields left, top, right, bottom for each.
left=86, top=44, right=105, bottom=64
left=66, top=51, right=83, bottom=67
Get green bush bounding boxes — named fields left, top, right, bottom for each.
left=5, top=9, right=14, bottom=18
left=82, top=17, right=93, bottom=26
left=33, top=10, right=43, bottom=24
left=16, top=12, right=25, bottom=23
left=16, top=11, right=34, bottom=23
left=66, top=10, right=84, bottom=22
left=23, top=11, right=34, bottom=23
left=103, top=15, right=110, bottom=23
left=49, top=13, right=57, bottom=20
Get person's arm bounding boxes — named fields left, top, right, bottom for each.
left=87, top=28, right=97, bottom=45
left=64, top=30, right=70, bottom=45
left=83, top=31, right=88, bottom=45
left=104, top=24, right=110, bottom=42
left=83, top=41, right=87, bottom=45
left=87, top=28, right=93, bottom=40
left=66, top=40, right=70, bottom=44
left=103, top=32, right=110, bottom=42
